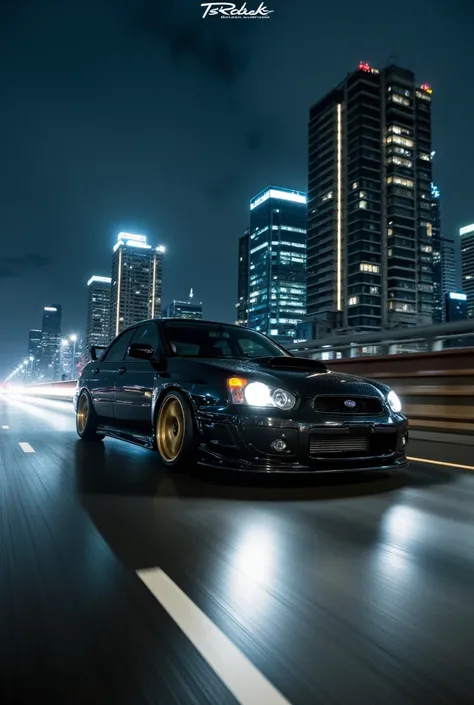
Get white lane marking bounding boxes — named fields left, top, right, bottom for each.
left=137, top=568, right=292, bottom=705
left=19, top=442, right=35, bottom=454
left=409, top=456, right=474, bottom=471
left=2, top=425, right=9, bottom=429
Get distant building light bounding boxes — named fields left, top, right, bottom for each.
left=118, top=232, right=146, bottom=243
left=250, top=188, right=307, bottom=211
left=156, top=245, right=165, bottom=253
left=460, top=224, right=474, bottom=236
left=420, top=83, right=433, bottom=94
left=44, top=307, right=57, bottom=312
left=448, top=292, right=467, bottom=301
left=358, top=61, right=379, bottom=74
left=125, top=240, right=151, bottom=249
left=87, top=275, right=112, bottom=286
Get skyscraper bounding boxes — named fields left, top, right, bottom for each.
left=441, top=238, right=457, bottom=303
left=236, top=227, right=250, bottom=326
left=460, top=223, right=474, bottom=317
left=85, top=275, right=111, bottom=355
left=28, top=329, right=42, bottom=381
left=247, top=187, right=307, bottom=340
left=110, top=232, right=164, bottom=338
left=431, top=182, right=443, bottom=323
left=307, top=62, right=434, bottom=333
left=166, top=289, right=203, bottom=320
left=40, top=305, right=62, bottom=381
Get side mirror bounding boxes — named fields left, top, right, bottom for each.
left=128, top=342, right=155, bottom=360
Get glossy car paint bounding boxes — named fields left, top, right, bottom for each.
left=74, top=319, right=408, bottom=473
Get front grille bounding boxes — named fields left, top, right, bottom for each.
left=309, top=431, right=397, bottom=458
left=314, top=395, right=384, bottom=415
left=310, top=436, right=369, bottom=455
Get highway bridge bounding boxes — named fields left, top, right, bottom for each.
left=1, top=348, right=474, bottom=704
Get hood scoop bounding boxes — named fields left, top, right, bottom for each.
left=254, top=356, right=328, bottom=372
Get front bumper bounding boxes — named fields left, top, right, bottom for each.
left=197, top=410, right=409, bottom=474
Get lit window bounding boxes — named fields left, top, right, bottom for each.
left=391, top=94, right=410, bottom=106
left=370, top=286, right=379, bottom=294
left=386, top=135, right=414, bottom=148
left=321, top=191, right=333, bottom=202
left=420, top=153, right=430, bottom=161
left=388, top=228, right=393, bottom=237
left=426, top=223, right=432, bottom=237
left=416, top=90, right=431, bottom=101
left=352, top=182, right=358, bottom=189
left=388, top=249, right=393, bottom=256
left=359, top=191, right=366, bottom=198
left=360, top=263, right=380, bottom=273
left=388, top=125, right=411, bottom=136
left=387, top=155, right=413, bottom=168
left=386, top=176, right=414, bottom=188
left=421, top=245, right=432, bottom=253
left=348, top=296, right=359, bottom=306
left=359, top=200, right=367, bottom=209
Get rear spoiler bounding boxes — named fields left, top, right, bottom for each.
left=90, top=345, right=107, bottom=361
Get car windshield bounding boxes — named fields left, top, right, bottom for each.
left=162, top=321, right=290, bottom=359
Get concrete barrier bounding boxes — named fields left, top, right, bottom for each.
left=13, top=349, right=474, bottom=434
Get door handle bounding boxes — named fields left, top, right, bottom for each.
left=117, top=367, right=126, bottom=375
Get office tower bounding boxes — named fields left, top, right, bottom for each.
left=460, top=223, right=474, bottom=317
left=110, top=232, right=165, bottom=338
left=445, top=292, right=467, bottom=322
left=307, top=62, right=434, bottom=333
left=60, top=338, right=74, bottom=380
left=236, top=228, right=250, bottom=326
left=86, top=275, right=111, bottom=356
left=167, top=289, right=203, bottom=320
left=27, top=329, right=42, bottom=381
left=431, top=182, right=443, bottom=323
left=40, top=305, right=62, bottom=381
left=441, top=238, right=457, bottom=302
left=247, top=187, right=307, bottom=340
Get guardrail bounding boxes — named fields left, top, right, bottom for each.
left=8, top=351, right=474, bottom=435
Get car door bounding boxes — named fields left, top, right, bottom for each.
left=113, top=322, right=161, bottom=432
left=87, top=328, right=136, bottom=421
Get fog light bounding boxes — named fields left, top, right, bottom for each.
left=271, top=438, right=287, bottom=452
left=401, top=434, right=408, bottom=447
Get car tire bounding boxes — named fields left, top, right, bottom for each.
left=76, top=391, right=104, bottom=441
left=155, top=390, right=196, bottom=471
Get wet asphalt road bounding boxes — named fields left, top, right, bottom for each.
left=1, top=394, right=474, bottom=704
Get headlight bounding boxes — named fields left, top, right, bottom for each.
left=387, top=390, right=402, bottom=413
left=228, top=378, right=296, bottom=410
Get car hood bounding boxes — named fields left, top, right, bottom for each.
left=187, top=357, right=387, bottom=399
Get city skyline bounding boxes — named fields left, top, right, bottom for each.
left=1, top=1, right=473, bottom=377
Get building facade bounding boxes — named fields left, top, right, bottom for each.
left=236, top=228, right=250, bottom=326
left=85, top=275, right=111, bottom=355
left=110, top=233, right=164, bottom=338
left=166, top=290, right=203, bottom=320
left=460, top=223, right=474, bottom=317
left=307, top=62, right=434, bottom=333
left=431, top=182, right=443, bottom=323
left=445, top=292, right=467, bottom=322
left=441, top=238, right=457, bottom=303
left=40, top=305, right=62, bottom=381
left=247, top=187, right=307, bottom=341
left=28, top=329, right=42, bottom=381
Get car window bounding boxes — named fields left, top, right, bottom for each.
left=163, top=321, right=289, bottom=358
left=238, top=337, right=271, bottom=358
left=126, top=323, right=160, bottom=359
left=102, top=329, right=136, bottom=362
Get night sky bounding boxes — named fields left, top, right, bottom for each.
left=1, top=0, right=473, bottom=377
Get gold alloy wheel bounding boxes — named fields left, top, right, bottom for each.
left=77, top=394, right=89, bottom=434
left=157, top=395, right=185, bottom=462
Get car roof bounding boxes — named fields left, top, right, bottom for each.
left=119, top=318, right=244, bottom=334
